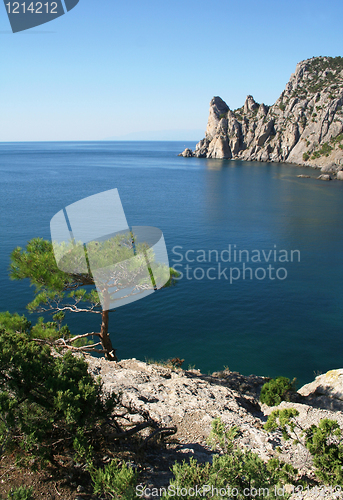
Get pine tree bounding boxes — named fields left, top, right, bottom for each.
left=10, top=236, right=177, bottom=360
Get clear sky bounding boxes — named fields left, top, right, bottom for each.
left=1, top=0, right=343, bottom=141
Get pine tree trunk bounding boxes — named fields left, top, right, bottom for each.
left=100, top=309, right=117, bottom=361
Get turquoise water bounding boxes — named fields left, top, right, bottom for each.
left=0, top=141, right=342, bottom=385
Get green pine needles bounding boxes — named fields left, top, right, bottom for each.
left=265, top=408, right=343, bottom=485
left=259, top=377, right=296, bottom=406
left=0, top=327, right=119, bottom=465
left=163, top=418, right=297, bottom=499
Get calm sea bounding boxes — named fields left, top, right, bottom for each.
left=0, top=141, right=342, bottom=386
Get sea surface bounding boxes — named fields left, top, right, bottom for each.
left=0, top=141, right=342, bottom=386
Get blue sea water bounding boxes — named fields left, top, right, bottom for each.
left=0, top=141, right=342, bottom=386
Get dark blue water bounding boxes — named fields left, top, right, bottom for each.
left=1, top=141, right=342, bottom=386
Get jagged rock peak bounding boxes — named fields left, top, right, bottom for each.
left=210, top=96, right=230, bottom=115
left=180, top=56, right=343, bottom=171
left=243, top=95, right=259, bottom=114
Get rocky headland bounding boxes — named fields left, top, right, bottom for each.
left=85, top=356, right=343, bottom=499
left=180, top=56, right=343, bottom=178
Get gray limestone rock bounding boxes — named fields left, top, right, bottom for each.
left=181, top=57, right=343, bottom=169
left=317, top=174, right=332, bottom=180
left=82, top=355, right=343, bottom=499
left=178, top=148, right=194, bottom=157
left=298, top=369, right=343, bottom=410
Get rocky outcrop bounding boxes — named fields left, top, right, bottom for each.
left=184, top=57, right=343, bottom=171
left=179, top=148, right=194, bottom=157
left=84, top=356, right=343, bottom=498
left=298, top=369, right=343, bottom=410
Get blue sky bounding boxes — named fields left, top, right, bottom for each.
left=0, top=0, right=343, bottom=141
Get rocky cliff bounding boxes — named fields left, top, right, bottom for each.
left=181, top=57, right=343, bottom=173
left=85, top=356, right=343, bottom=498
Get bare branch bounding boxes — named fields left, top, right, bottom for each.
left=31, top=338, right=107, bottom=354
left=64, top=332, right=101, bottom=343
left=139, top=426, right=177, bottom=447
left=105, top=422, right=153, bottom=440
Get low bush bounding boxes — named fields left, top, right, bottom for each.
left=265, top=409, right=343, bottom=485
left=260, top=377, right=296, bottom=406
left=89, top=459, right=138, bottom=500
left=304, top=419, right=343, bottom=485
left=3, top=486, right=34, bottom=500
left=0, top=327, right=119, bottom=465
left=318, top=142, right=333, bottom=156
left=163, top=418, right=297, bottom=499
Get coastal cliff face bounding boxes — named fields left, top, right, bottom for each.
left=181, top=57, right=343, bottom=171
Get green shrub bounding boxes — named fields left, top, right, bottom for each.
left=164, top=418, right=297, bottom=499
left=207, top=417, right=239, bottom=453
left=260, top=377, right=295, bottom=406
left=279, top=103, right=286, bottom=111
left=318, top=142, right=333, bottom=156
left=164, top=454, right=295, bottom=499
left=0, top=311, right=69, bottom=342
left=89, top=459, right=138, bottom=500
left=265, top=409, right=343, bottom=486
left=7, top=487, right=34, bottom=500
left=0, top=312, right=31, bottom=334
left=264, top=408, right=300, bottom=441
left=303, top=152, right=310, bottom=161
left=331, top=133, right=343, bottom=144
left=0, top=328, right=118, bottom=464
left=304, top=419, right=343, bottom=485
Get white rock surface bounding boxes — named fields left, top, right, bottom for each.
left=299, top=369, right=343, bottom=400
left=84, top=356, right=343, bottom=498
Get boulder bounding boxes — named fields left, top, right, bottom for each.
left=178, top=148, right=194, bottom=158
left=297, top=174, right=310, bottom=178
left=317, top=174, right=332, bottom=181
left=320, top=165, right=335, bottom=173
left=298, top=369, right=343, bottom=410
left=337, top=171, right=343, bottom=180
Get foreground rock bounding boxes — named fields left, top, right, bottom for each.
left=85, top=356, right=343, bottom=498
left=183, top=57, right=343, bottom=171
left=298, top=369, right=343, bottom=411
